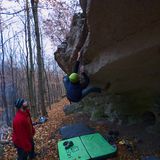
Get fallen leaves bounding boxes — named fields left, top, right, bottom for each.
left=2, top=98, right=160, bottom=160
left=3, top=98, right=69, bottom=160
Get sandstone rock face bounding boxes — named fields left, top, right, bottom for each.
left=55, top=13, right=87, bottom=74
left=55, top=0, right=160, bottom=128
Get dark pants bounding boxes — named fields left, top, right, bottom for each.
left=15, top=140, right=36, bottom=160
left=80, top=73, right=101, bottom=97
left=16, top=147, right=28, bottom=160
left=29, top=140, right=36, bottom=159
left=82, top=86, right=101, bottom=98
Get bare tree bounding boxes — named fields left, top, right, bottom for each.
left=25, top=0, right=37, bottom=117
left=0, top=19, right=10, bottom=125
left=31, top=0, right=46, bottom=116
left=5, top=35, right=17, bottom=119
left=0, top=0, right=73, bottom=125
left=43, top=0, right=81, bottom=45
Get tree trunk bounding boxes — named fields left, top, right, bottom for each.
left=44, top=69, right=51, bottom=110
left=26, top=0, right=37, bottom=117
left=10, top=55, right=16, bottom=118
left=0, top=27, right=10, bottom=126
left=31, top=0, right=46, bottom=116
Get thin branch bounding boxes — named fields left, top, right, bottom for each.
left=0, top=29, right=24, bottom=47
left=0, top=5, right=58, bottom=16
left=1, top=16, right=15, bottom=24
left=0, top=9, right=25, bottom=15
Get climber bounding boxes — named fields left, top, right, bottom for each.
left=12, top=98, right=36, bottom=160
left=63, top=51, right=103, bottom=103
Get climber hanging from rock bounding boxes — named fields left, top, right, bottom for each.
left=63, top=51, right=107, bottom=103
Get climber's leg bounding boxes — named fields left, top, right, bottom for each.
left=28, top=140, right=36, bottom=159
left=63, top=76, right=69, bottom=90
left=16, top=146, right=28, bottom=160
left=81, top=87, right=101, bottom=98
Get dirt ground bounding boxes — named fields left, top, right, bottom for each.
left=2, top=98, right=160, bottom=160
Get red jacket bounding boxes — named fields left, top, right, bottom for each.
left=12, top=109, right=35, bottom=152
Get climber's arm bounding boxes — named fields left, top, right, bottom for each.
left=73, top=52, right=81, bottom=73
left=63, top=76, right=70, bottom=90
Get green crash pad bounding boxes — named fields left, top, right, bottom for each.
left=80, top=133, right=117, bottom=159
left=58, top=133, right=117, bottom=160
left=58, top=137, right=91, bottom=160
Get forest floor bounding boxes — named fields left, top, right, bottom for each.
left=2, top=98, right=160, bottom=160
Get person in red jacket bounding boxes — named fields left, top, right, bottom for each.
left=12, top=98, right=36, bottom=160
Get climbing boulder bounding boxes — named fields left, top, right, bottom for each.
left=63, top=104, right=83, bottom=115
left=55, top=0, right=160, bottom=128
left=54, top=12, right=87, bottom=74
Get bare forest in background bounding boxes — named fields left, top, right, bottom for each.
left=0, top=0, right=80, bottom=126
